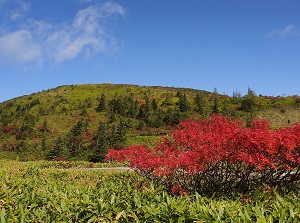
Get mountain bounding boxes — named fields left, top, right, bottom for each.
left=0, top=83, right=299, bottom=161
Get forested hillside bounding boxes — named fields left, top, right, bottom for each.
left=0, top=83, right=299, bottom=161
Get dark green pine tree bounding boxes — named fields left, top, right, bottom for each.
left=109, top=109, right=116, bottom=123
left=163, top=108, right=181, bottom=125
left=68, top=119, right=88, bottom=157
left=194, top=92, right=205, bottom=115
left=70, top=119, right=87, bottom=137
left=177, top=93, right=190, bottom=112
left=240, top=98, right=255, bottom=113
left=90, top=122, right=108, bottom=162
left=161, top=92, right=173, bottom=106
left=246, top=87, right=256, bottom=99
left=211, top=87, right=219, bottom=114
left=109, top=95, right=125, bottom=115
left=46, top=135, right=64, bottom=160
left=115, top=119, right=128, bottom=145
left=151, top=99, right=158, bottom=111
left=127, top=99, right=138, bottom=118
left=137, top=95, right=151, bottom=122
left=40, top=137, right=48, bottom=152
left=96, top=94, right=106, bottom=112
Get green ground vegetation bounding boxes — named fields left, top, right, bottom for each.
left=0, top=160, right=299, bottom=222
left=0, top=84, right=300, bottom=161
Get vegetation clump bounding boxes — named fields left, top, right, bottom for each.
left=107, top=115, right=300, bottom=197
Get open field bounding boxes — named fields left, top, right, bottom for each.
left=0, top=160, right=299, bottom=222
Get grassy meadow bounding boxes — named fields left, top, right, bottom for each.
left=0, top=84, right=299, bottom=221
left=0, top=160, right=299, bottom=222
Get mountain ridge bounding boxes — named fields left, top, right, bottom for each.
left=0, top=83, right=299, bottom=161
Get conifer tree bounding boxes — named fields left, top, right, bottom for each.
left=211, top=87, right=219, bottom=114
left=109, top=109, right=116, bottom=123
left=96, top=94, right=106, bottom=112
left=137, top=95, right=151, bottom=122
left=177, top=93, right=190, bottom=112
left=194, top=92, right=205, bottom=115
left=115, top=119, right=127, bottom=144
left=161, top=92, right=172, bottom=106
left=46, top=135, right=64, bottom=160
left=246, top=87, right=256, bottom=99
left=90, top=122, right=108, bottom=162
left=151, top=99, right=158, bottom=111
left=40, top=137, right=47, bottom=152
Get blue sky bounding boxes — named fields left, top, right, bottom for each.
left=0, top=0, right=300, bottom=102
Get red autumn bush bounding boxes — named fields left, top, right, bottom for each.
left=106, top=115, right=300, bottom=196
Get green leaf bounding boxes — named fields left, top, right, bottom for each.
left=1, top=209, right=5, bottom=223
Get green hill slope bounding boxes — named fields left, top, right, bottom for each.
left=0, top=83, right=299, bottom=161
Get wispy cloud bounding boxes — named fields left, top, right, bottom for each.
left=0, top=30, right=41, bottom=64
left=0, top=1, right=125, bottom=65
left=0, top=0, right=30, bottom=21
left=10, top=0, right=30, bottom=21
left=267, top=24, right=296, bottom=38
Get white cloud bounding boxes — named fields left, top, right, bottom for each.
left=0, top=1, right=125, bottom=65
left=10, top=1, right=30, bottom=21
left=0, top=0, right=30, bottom=21
left=50, top=3, right=124, bottom=63
left=267, top=24, right=295, bottom=38
left=0, top=30, right=41, bottom=64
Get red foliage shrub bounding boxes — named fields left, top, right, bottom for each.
left=106, top=115, right=300, bottom=195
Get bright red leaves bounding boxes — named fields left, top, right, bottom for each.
left=106, top=115, right=300, bottom=195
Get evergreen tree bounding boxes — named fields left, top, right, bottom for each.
left=18, top=114, right=36, bottom=139
left=211, top=87, right=219, bottom=114
left=115, top=119, right=128, bottom=144
left=246, top=87, right=256, bottom=99
left=127, top=99, right=138, bottom=118
left=46, top=135, right=64, bottom=160
left=232, top=89, right=242, bottom=105
left=90, top=122, right=108, bottom=162
left=240, top=98, right=255, bottom=112
left=40, top=137, right=48, bottom=152
left=94, top=122, right=107, bottom=146
left=151, top=99, right=158, bottom=111
left=177, top=93, right=190, bottom=112
left=109, top=109, right=116, bottom=123
left=137, top=95, right=151, bottom=122
left=109, top=124, right=116, bottom=146
left=109, top=95, right=125, bottom=115
left=232, top=89, right=241, bottom=98
left=70, top=119, right=87, bottom=137
left=67, top=119, right=89, bottom=157
left=194, top=92, right=205, bottom=115
left=221, top=97, right=230, bottom=115
left=96, top=94, right=106, bottom=112
left=161, top=92, right=173, bottom=106
left=175, top=91, right=182, bottom=97
left=163, top=108, right=181, bottom=125
left=86, top=98, right=92, bottom=108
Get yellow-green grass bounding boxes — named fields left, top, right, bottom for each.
left=0, top=160, right=299, bottom=222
